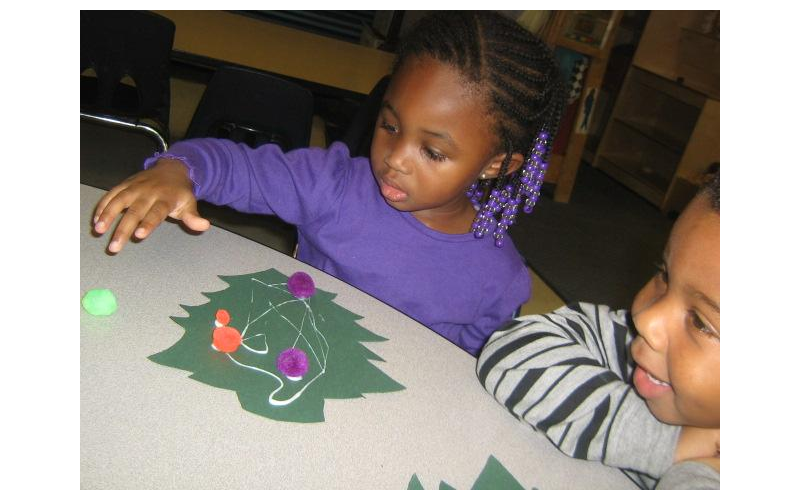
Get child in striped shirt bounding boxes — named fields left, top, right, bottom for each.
left=477, top=170, right=720, bottom=489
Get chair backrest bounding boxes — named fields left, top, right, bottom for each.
left=341, top=75, right=390, bottom=158
left=80, top=10, right=175, bottom=135
left=185, top=66, right=314, bottom=151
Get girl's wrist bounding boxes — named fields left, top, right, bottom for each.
left=152, top=157, right=189, bottom=175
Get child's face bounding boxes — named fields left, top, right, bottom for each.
left=370, top=56, right=501, bottom=233
left=630, top=195, right=720, bottom=428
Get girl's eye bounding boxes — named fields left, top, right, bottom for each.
left=423, top=147, right=447, bottom=162
left=380, top=120, right=398, bottom=134
left=653, top=261, right=668, bottom=284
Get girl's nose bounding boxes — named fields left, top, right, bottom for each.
left=385, top=142, right=412, bottom=175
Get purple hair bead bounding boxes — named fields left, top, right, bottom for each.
left=276, top=348, right=309, bottom=380
left=287, top=271, right=315, bottom=299
left=467, top=125, right=555, bottom=246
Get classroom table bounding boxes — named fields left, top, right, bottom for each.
left=80, top=183, right=636, bottom=489
left=155, top=10, right=394, bottom=96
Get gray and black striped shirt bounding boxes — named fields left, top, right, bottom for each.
left=477, top=302, right=682, bottom=489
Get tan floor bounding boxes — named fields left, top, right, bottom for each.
left=522, top=267, right=565, bottom=316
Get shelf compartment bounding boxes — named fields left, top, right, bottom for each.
left=594, top=155, right=664, bottom=206
left=614, top=117, right=686, bottom=153
left=613, top=69, right=702, bottom=151
left=595, top=120, right=682, bottom=193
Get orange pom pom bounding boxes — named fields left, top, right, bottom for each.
left=215, top=309, right=231, bottom=326
left=212, top=326, right=241, bottom=353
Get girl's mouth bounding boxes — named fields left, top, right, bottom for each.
left=379, top=178, right=408, bottom=203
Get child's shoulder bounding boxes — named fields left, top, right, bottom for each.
left=284, top=141, right=372, bottom=187
left=507, top=302, right=630, bottom=333
left=319, top=141, right=371, bottom=163
left=289, top=141, right=364, bottom=164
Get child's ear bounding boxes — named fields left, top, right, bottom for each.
left=481, top=152, right=526, bottom=179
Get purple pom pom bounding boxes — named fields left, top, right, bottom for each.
left=287, top=271, right=315, bottom=299
left=276, top=348, right=309, bottom=379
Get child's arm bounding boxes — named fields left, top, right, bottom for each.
left=93, top=158, right=210, bottom=253
left=93, top=139, right=353, bottom=253
left=477, top=302, right=681, bottom=478
left=160, top=139, right=351, bottom=221
left=655, top=427, right=720, bottom=488
left=656, top=459, right=720, bottom=489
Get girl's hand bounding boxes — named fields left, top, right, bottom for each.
left=92, top=159, right=210, bottom=253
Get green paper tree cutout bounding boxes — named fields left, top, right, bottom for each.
left=149, top=268, right=404, bottom=423
left=407, top=455, right=530, bottom=490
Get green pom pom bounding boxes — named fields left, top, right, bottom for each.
left=82, top=289, right=118, bottom=316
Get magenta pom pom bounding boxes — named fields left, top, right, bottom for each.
left=287, top=271, right=315, bottom=299
left=276, top=348, right=309, bottom=379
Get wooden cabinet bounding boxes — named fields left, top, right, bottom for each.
left=592, top=11, right=719, bottom=213
left=541, top=10, right=623, bottom=203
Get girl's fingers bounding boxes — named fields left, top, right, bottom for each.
left=178, top=202, right=211, bottom=232
left=93, top=170, right=155, bottom=230
left=107, top=199, right=155, bottom=253
left=132, top=200, right=171, bottom=240
left=93, top=182, right=131, bottom=232
left=91, top=165, right=200, bottom=252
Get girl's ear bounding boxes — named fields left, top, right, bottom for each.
left=480, top=152, right=526, bottom=179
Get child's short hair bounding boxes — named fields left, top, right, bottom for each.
left=395, top=11, right=566, bottom=247
left=700, top=164, right=720, bottom=213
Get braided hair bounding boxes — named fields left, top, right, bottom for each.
left=395, top=11, right=566, bottom=247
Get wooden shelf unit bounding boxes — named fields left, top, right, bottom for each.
left=592, top=10, right=719, bottom=213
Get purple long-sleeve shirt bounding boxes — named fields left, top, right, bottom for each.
left=147, top=139, right=531, bottom=355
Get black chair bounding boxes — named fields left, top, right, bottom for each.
left=80, top=10, right=175, bottom=150
left=185, top=66, right=315, bottom=257
left=341, top=75, right=390, bottom=158
left=185, top=66, right=314, bottom=151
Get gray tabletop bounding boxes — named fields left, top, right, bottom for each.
left=80, top=184, right=635, bottom=489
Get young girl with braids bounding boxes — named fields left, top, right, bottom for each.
left=92, top=11, right=565, bottom=356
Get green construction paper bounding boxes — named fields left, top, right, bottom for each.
left=407, top=455, right=528, bottom=490
left=149, top=268, right=404, bottom=422
left=471, top=455, right=524, bottom=490
left=82, top=288, right=118, bottom=316
left=407, top=474, right=424, bottom=490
